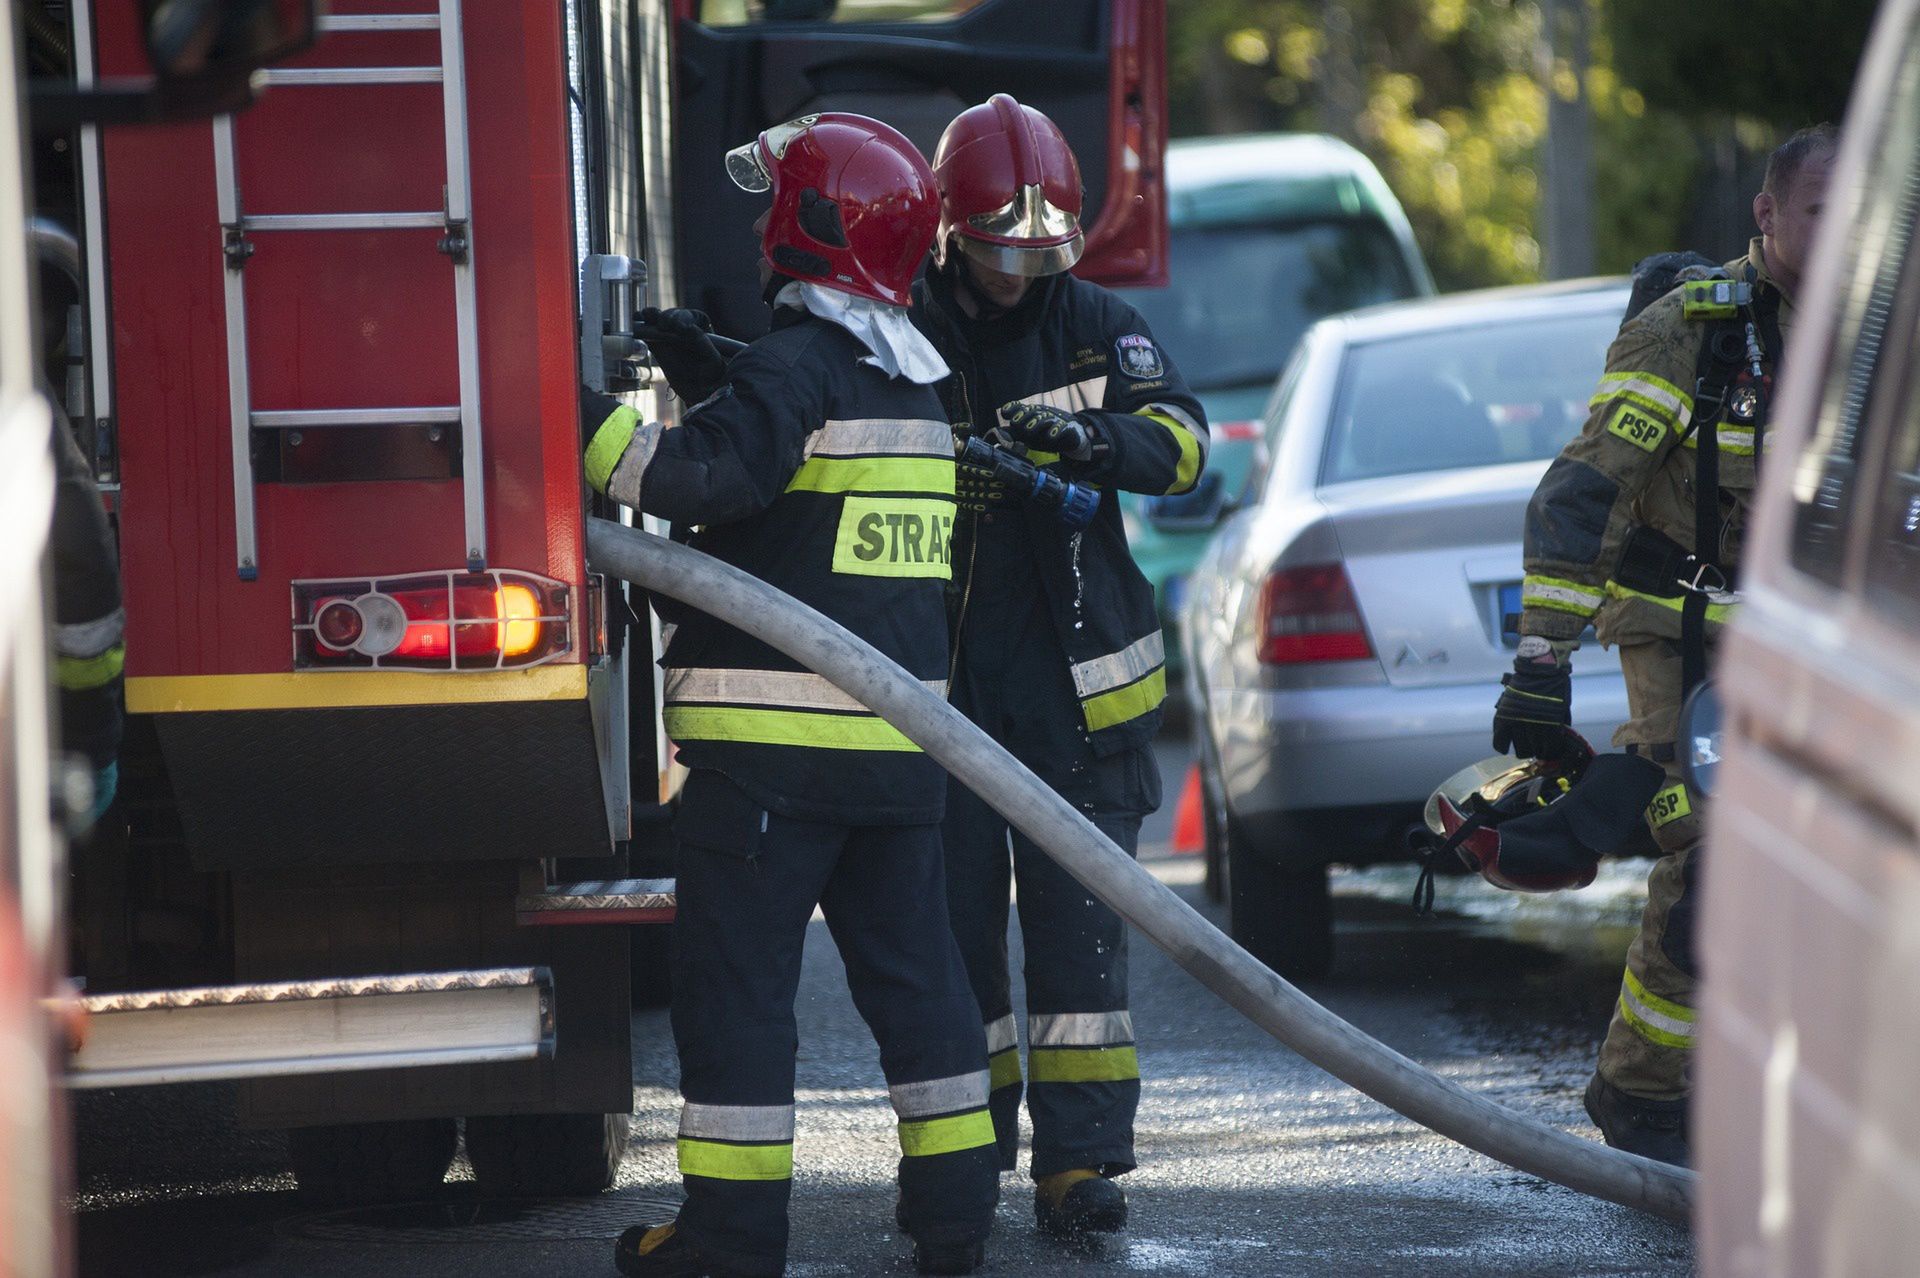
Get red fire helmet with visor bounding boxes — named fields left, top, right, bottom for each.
left=724, top=112, right=939, bottom=307
left=932, top=93, right=1086, bottom=278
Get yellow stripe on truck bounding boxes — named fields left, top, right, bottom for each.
left=126, top=664, right=588, bottom=713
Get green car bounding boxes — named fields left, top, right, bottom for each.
left=1117, top=134, right=1435, bottom=678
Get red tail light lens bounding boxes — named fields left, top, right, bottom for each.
left=1256, top=563, right=1373, bottom=664
left=293, top=571, right=570, bottom=671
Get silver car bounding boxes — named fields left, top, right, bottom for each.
left=1177, top=280, right=1636, bottom=977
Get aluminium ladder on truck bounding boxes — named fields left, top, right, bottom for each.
left=214, top=3, right=486, bottom=580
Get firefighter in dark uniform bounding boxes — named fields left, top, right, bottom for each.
left=1495, top=124, right=1837, bottom=1166
left=909, top=95, right=1208, bottom=1238
left=49, top=394, right=123, bottom=829
left=586, top=114, right=998, bottom=1278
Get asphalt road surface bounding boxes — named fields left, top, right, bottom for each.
left=72, top=741, right=1696, bottom=1276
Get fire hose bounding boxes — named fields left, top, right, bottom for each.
left=587, top=517, right=1694, bottom=1223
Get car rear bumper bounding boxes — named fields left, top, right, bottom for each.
left=1212, top=670, right=1632, bottom=826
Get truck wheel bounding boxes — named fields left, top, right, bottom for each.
left=630, top=921, right=673, bottom=1009
left=1226, top=818, right=1334, bottom=980
left=465, top=1111, right=631, bottom=1197
left=288, top=1118, right=458, bottom=1203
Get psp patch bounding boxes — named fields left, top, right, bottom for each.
left=1115, top=333, right=1165, bottom=380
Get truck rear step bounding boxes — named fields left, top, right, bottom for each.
left=64, top=966, right=551, bottom=1089
left=517, top=878, right=676, bottom=926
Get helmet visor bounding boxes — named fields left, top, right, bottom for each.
left=724, top=115, right=822, bottom=193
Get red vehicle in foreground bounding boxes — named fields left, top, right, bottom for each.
left=18, top=0, right=1170, bottom=1212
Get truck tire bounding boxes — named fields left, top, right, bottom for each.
left=465, top=1111, right=630, bottom=1197
left=1225, top=817, right=1334, bottom=980
left=287, top=1118, right=458, bottom=1203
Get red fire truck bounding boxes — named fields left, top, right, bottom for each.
left=29, top=0, right=1168, bottom=1206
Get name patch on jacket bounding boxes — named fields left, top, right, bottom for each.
left=834, top=498, right=954, bottom=579
left=1115, top=334, right=1164, bottom=380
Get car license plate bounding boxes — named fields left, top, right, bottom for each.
left=1499, top=583, right=1523, bottom=647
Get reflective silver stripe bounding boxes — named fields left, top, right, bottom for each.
left=1521, top=582, right=1605, bottom=612
left=1595, top=372, right=1694, bottom=428
left=680, top=1102, right=796, bottom=1142
left=984, top=1014, right=1018, bottom=1055
left=889, top=1070, right=991, bottom=1119
left=1618, top=984, right=1695, bottom=1047
left=606, top=419, right=665, bottom=507
left=805, top=418, right=952, bottom=459
left=666, top=667, right=946, bottom=711
left=1002, top=375, right=1108, bottom=420
left=1069, top=632, right=1165, bottom=699
left=1143, top=401, right=1209, bottom=460
left=54, top=607, right=125, bottom=659
left=1028, top=1010, right=1134, bottom=1048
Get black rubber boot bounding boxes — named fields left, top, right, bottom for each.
left=614, top=1222, right=755, bottom=1278
left=1583, top=1073, right=1690, bottom=1167
left=1034, top=1170, right=1127, bottom=1239
left=912, top=1236, right=987, bottom=1275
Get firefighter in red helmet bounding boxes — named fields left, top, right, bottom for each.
left=585, top=113, right=997, bottom=1278
left=909, top=94, right=1209, bottom=1240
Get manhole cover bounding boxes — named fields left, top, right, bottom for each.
left=279, top=1190, right=683, bottom=1245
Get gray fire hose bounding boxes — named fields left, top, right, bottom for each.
left=588, top=518, right=1694, bottom=1223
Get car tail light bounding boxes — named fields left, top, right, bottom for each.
left=1215, top=419, right=1262, bottom=443
left=292, top=570, right=571, bottom=671
left=1256, top=563, right=1372, bottom=664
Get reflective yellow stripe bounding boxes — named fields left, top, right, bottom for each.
left=786, top=456, right=955, bottom=497
left=663, top=705, right=920, bottom=752
left=1593, top=372, right=1693, bottom=425
left=1603, top=581, right=1738, bottom=624
left=1618, top=967, right=1695, bottom=1049
left=988, top=1048, right=1022, bottom=1091
left=584, top=405, right=639, bottom=495
left=897, top=1109, right=996, bottom=1158
left=1081, top=668, right=1165, bottom=732
left=126, top=666, right=588, bottom=713
left=1680, top=425, right=1757, bottom=456
left=1140, top=410, right=1201, bottom=494
left=1522, top=575, right=1604, bottom=616
left=1647, top=784, right=1693, bottom=828
left=57, top=643, right=124, bottom=691
left=677, top=1137, right=793, bottom=1181
left=1029, top=1045, right=1140, bottom=1083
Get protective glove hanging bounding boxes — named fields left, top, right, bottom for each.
left=1492, top=636, right=1578, bottom=761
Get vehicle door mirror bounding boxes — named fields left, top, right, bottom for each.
left=1145, top=471, right=1231, bottom=533
left=1678, top=680, right=1723, bottom=799
left=30, top=0, right=319, bottom=132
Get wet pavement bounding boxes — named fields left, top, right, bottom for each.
left=72, top=745, right=1696, bottom=1277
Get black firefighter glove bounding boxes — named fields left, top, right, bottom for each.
left=955, top=440, right=1004, bottom=515
left=1492, top=636, right=1578, bottom=760
left=999, top=401, right=1102, bottom=462
left=636, top=307, right=729, bottom=405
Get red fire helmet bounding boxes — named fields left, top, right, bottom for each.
left=725, top=112, right=939, bottom=307
left=932, top=93, right=1085, bottom=278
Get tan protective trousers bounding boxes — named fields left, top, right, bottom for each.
left=1597, top=639, right=1702, bottom=1100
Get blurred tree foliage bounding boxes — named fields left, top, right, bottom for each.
left=1167, top=0, right=1858, bottom=291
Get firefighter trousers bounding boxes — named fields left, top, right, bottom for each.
left=1597, top=638, right=1703, bottom=1101
left=669, top=770, right=1000, bottom=1275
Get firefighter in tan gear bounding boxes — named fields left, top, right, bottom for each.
left=1494, top=124, right=1836, bottom=1166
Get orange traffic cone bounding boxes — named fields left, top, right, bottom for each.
left=1171, top=763, right=1204, bottom=856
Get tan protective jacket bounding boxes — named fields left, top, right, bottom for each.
left=1519, top=239, right=1793, bottom=648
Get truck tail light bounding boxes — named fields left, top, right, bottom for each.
left=1256, top=563, right=1372, bottom=664
left=293, top=571, right=570, bottom=671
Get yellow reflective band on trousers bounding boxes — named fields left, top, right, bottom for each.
left=1081, top=668, right=1166, bottom=732
left=897, top=1109, right=997, bottom=1158
left=584, top=405, right=639, bottom=495
left=677, top=1137, right=794, bottom=1181
left=1618, top=967, right=1695, bottom=1051
left=1522, top=574, right=1604, bottom=617
left=786, top=455, right=956, bottom=497
left=1603, top=581, right=1738, bottom=624
left=663, top=705, right=922, bottom=752
left=57, top=643, right=125, bottom=692
left=1141, top=410, right=1201, bottom=494
left=988, top=1048, right=1022, bottom=1091
left=1029, top=1045, right=1140, bottom=1084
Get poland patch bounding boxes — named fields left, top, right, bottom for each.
left=1115, top=333, right=1164, bottom=379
